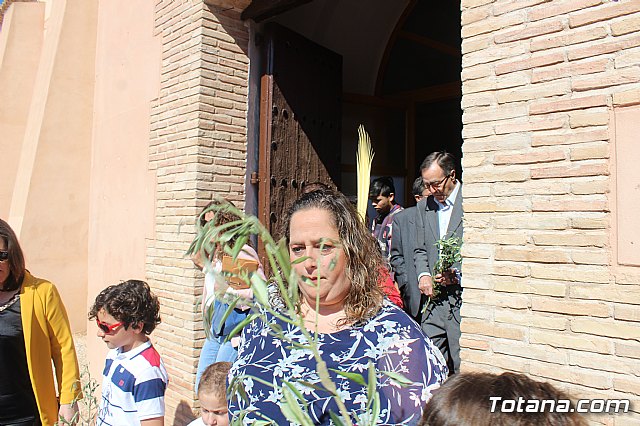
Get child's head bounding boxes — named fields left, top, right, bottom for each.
left=420, top=371, right=587, bottom=426
left=197, top=362, right=231, bottom=426
left=198, top=199, right=244, bottom=259
left=89, top=280, right=161, bottom=352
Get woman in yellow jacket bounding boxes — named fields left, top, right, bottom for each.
left=0, top=219, right=81, bottom=426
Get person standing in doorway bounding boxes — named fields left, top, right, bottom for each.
left=369, top=176, right=403, bottom=260
left=414, top=151, right=463, bottom=374
left=390, top=177, right=430, bottom=322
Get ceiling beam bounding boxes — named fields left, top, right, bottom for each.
left=241, top=0, right=312, bottom=22
left=398, top=30, right=461, bottom=58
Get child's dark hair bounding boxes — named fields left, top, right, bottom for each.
left=89, top=280, right=161, bottom=335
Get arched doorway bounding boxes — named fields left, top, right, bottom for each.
left=251, top=0, right=462, bottom=236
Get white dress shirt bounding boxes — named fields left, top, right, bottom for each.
left=418, top=181, right=461, bottom=280
left=435, top=181, right=460, bottom=239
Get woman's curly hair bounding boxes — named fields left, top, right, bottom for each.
left=89, top=280, right=161, bottom=335
left=281, top=188, right=385, bottom=325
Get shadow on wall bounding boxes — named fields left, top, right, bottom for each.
left=173, top=400, right=197, bottom=426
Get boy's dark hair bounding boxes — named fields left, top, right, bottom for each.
left=412, top=177, right=425, bottom=197
left=89, top=280, right=161, bottom=335
left=198, top=362, right=232, bottom=401
left=369, top=176, right=395, bottom=198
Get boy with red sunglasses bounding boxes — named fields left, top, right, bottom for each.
left=89, top=280, right=168, bottom=426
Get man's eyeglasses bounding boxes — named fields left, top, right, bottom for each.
left=0, top=251, right=8, bottom=262
left=424, top=173, right=452, bottom=190
left=96, top=319, right=123, bottom=334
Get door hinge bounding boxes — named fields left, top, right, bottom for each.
left=250, top=172, right=260, bottom=184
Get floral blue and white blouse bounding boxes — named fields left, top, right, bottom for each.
left=228, top=301, right=448, bottom=425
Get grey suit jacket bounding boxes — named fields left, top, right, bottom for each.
left=414, top=186, right=464, bottom=283
left=390, top=207, right=423, bottom=320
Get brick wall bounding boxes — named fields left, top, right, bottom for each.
left=149, top=1, right=249, bottom=423
left=460, top=0, right=640, bottom=423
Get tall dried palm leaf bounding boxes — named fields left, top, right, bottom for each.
left=356, top=125, right=374, bottom=222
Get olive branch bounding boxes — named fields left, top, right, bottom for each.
left=187, top=201, right=410, bottom=426
left=422, top=236, right=462, bottom=314
left=57, top=365, right=100, bottom=426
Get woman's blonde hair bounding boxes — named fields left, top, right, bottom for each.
left=282, top=188, right=385, bottom=325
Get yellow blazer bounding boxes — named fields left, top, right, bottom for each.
left=20, top=271, right=81, bottom=426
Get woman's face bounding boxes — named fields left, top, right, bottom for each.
left=289, top=208, right=350, bottom=309
left=0, top=238, right=9, bottom=287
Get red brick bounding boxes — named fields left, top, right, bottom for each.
left=462, top=11, right=526, bottom=38
left=529, top=0, right=602, bottom=21
left=497, top=81, right=571, bottom=104
left=493, top=0, right=549, bottom=16
left=531, top=58, right=609, bottom=83
left=462, top=6, right=492, bottom=25
left=462, top=63, right=493, bottom=81
left=463, top=104, right=529, bottom=124
left=495, top=52, right=565, bottom=75
left=532, top=128, right=609, bottom=147
left=531, top=162, right=609, bottom=179
left=529, top=94, right=608, bottom=115
left=572, top=67, right=640, bottom=92
left=569, top=0, right=640, bottom=28
left=495, top=20, right=563, bottom=44
left=568, top=34, right=640, bottom=61
left=532, top=198, right=608, bottom=212
left=495, top=117, right=567, bottom=134
left=462, top=35, right=492, bottom=55
left=495, top=150, right=566, bottom=165
left=530, top=25, right=608, bottom=52
left=569, top=111, right=609, bottom=129
left=464, top=43, right=529, bottom=67
left=611, top=13, right=640, bottom=36
left=613, top=88, right=640, bottom=106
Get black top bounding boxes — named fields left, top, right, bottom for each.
left=0, top=296, right=40, bottom=423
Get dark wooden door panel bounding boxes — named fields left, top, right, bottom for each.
left=258, top=23, right=342, bottom=247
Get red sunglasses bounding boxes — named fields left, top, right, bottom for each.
left=96, top=319, right=123, bottom=334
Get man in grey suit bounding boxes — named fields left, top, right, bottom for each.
left=414, top=151, right=463, bottom=374
left=390, top=177, right=429, bottom=322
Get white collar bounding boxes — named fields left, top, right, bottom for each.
left=435, top=180, right=460, bottom=209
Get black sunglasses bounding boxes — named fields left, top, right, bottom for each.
left=0, top=251, right=8, bottom=262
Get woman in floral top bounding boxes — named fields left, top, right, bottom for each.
left=228, top=188, right=448, bottom=425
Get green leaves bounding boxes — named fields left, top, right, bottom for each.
left=250, top=273, right=269, bottom=306
left=434, top=236, right=462, bottom=275
left=281, top=382, right=314, bottom=426
left=428, top=236, right=463, bottom=305
left=380, top=370, right=415, bottom=387
left=332, top=369, right=366, bottom=386
left=188, top=199, right=384, bottom=426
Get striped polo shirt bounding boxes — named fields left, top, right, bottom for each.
left=97, top=340, right=168, bottom=426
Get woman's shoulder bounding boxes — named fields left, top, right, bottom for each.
left=21, top=271, right=56, bottom=293
left=372, top=300, right=421, bottom=327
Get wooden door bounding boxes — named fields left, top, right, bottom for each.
left=257, top=23, right=342, bottom=246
